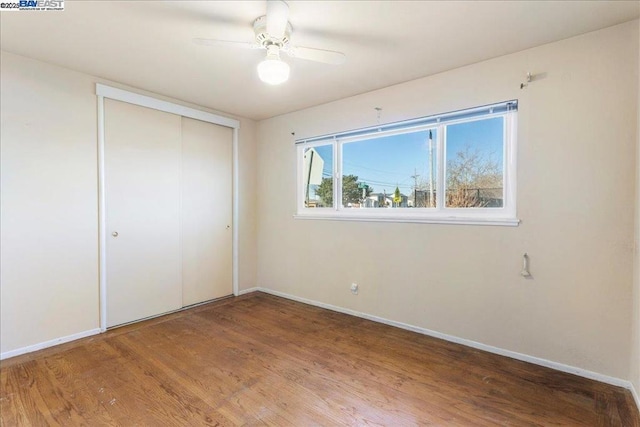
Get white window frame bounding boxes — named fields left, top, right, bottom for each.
left=295, top=102, right=519, bottom=226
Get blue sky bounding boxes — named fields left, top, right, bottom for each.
left=308, top=116, right=504, bottom=195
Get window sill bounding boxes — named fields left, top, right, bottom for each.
left=294, top=212, right=520, bottom=227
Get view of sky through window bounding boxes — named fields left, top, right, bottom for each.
left=342, top=130, right=435, bottom=196
left=304, top=116, right=505, bottom=209
left=445, top=117, right=504, bottom=208
left=446, top=117, right=504, bottom=173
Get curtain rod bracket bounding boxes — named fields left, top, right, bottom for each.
left=520, top=72, right=532, bottom=89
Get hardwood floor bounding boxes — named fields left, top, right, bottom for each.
left=1, top=292, right=638, bottom=426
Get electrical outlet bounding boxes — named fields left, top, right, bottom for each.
left=350, top=283, right=359, bottom=295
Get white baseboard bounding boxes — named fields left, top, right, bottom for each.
left=1, top=328, right=102, bottom=361
left=254, top=287, right=635, bottom=392
left=238, top=287, right=260, bottom=296
left=0, top=291, right=260, bottom=362
left=631, top=382, right=640, bottom=414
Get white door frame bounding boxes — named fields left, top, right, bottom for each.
left=96, top=83, right=240, bottom=332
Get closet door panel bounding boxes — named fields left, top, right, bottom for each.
left=105, top=99, right=182, bottom=327
left=181, top=117, right=233, bottom=306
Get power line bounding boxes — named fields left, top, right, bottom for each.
left=342, top=160, right=407, bottom=176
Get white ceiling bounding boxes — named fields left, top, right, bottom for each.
left=1, top=1, right=638, bottom=120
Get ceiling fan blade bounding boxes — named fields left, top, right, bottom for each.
left=285, top=46, right=346, bottom=65
left=193, top=38, right=261, bottom=50
left=266, top=0, right=289, bottom=39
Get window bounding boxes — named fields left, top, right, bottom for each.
left=302, top=144, right=334, bottom=208
left=296, top=101, right=518, bottom=226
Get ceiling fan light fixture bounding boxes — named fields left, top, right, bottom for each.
left=195, top=0, right=345, bottom=85
left=257, top=47, right=290, bottom=85
left=257, top=58, right=290, bottom=85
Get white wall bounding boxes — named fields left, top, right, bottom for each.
left=632, top=20, right=640, bottom=402
left=256, top=21, right=639, bottom=380
left=1, top=52, right=100, bottom=354
left=0, top=51, right=258, bottom=356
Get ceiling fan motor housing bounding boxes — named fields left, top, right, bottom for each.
left=253, top=15, right=292, bottom=48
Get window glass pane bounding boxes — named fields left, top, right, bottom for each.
left=341, top=129, right=437, bottom=208
left=445, top=117, right=504, bottom=208
left=303, top=144, right=333, bottom=208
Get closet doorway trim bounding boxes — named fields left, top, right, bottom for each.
left=96, top=83, right=240, bottom=332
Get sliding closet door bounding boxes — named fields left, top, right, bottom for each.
left=181, top=117, right=233, bottom=306
left=105, top=99, right=182, bottom=327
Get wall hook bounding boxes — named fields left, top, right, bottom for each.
left=521, top=253, right=532, bottom=277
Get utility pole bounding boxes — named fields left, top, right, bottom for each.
left=410, top=168, right=420, bottom=207
left=428, top=130, right=435, bottom=208
left=305, top=150, right=314, bottom=206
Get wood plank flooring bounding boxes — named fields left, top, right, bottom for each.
left=1, top=292, right=638, bottom=426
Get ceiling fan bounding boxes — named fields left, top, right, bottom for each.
left=193, top=0, right=346, bottom=85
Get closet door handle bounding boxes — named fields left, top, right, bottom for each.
left=112, top=231, right=119, bottom=237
